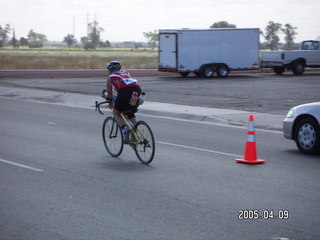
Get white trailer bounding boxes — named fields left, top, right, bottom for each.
left=158, top=28, right=260, bottom=77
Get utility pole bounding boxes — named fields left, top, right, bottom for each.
left=12, top=29, right=16, bottom=49
left=87, top=12, right=89, bottom=38
left=72, top=16, right=75, bottom=38
left=87, top=11, right=95, bottom=38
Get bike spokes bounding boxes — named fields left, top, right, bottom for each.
left=132, top=121, right=155, bottom=165
left=102, top=117, right=124, bottom=157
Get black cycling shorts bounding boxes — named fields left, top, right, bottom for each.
left=114, top=85, right=141, bottom=118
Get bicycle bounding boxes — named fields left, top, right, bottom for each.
left=95, top=99, right=155, bottom=165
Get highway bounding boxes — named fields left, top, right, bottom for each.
left=0, top=73, right=320, bottom=239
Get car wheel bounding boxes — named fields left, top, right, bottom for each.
left=294, top=117, right=320, bottom=154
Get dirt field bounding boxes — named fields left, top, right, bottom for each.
left=0, top=69, right=177, bottom=78
left=0, top=49, right=158, bottom=70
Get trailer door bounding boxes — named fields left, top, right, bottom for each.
left=159, top=33, right=177, bottom=71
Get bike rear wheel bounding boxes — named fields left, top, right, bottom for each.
left=132, top=121, right=155, bottom=165
left=102, top=116, right=124, bottom=157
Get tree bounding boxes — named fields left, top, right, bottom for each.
left=20, top=37, right=29, bottom=47
left=0, top=24, right=11, bottom=47
left=143, top=30, right=158, bottom=49
left=282, top=24, right=297, bottom=50
left=134, top=42, right=142, bottom=50
left=8, top=29, right=19, bottom=48
left=263, top=21, right=282, bottom=50
left=81, top=36, right=94, bottom=50
left=100, top=40, right=111, bottom=48
left=80, top=21, right=104, bottom=50
left=88, top=21, right=104, bottom=49
left=27, top=29, right=47, bottom=48
left=63, top=34, right=77, bottom=48
left=210, top=21, right=236, bottom=28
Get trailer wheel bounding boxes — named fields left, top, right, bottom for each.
left=217, top=64, right=229, bottom=77
left=200, top=65, right=215, bottom=78
left=194, top=71, right=201, bottom=77
left=273, top=66, right=285, bottom=75
left=292, top=61, right=305, bottom=75
left=179, top=72, right=189, bottom=77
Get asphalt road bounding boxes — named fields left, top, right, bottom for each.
left=1, top=96, right=320, bottom=240
left=1, top=72, right=320, bottom=239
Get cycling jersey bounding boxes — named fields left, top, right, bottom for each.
left=109, top=70, right=139, bottom=90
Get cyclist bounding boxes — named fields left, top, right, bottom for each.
left=103, top=61, right=142, bottom=143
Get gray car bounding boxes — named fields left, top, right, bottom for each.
left=283, top=102, right=320, bottom=154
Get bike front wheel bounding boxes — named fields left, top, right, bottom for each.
left=102, top=116, right=124, bottom=157
left=132, top=121, right=155, bottom=165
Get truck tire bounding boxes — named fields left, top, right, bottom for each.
left=200, top=64, right=215, bottom=78
left=292, top=61, right=305, bottom=75
left=217, top=64, right=229, bottom=77
left=273, top=66, right=285, bottom=75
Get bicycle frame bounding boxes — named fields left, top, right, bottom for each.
left=121, top=113, right=147, bottom=146
left=108, top=117, right=120, bottom=139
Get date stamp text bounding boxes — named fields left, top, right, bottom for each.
left=238, top=209, right=289, bottom=220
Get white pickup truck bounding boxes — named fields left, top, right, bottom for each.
left=261, top=40, right=320, bottom=75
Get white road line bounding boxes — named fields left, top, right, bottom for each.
left=0, top=158, right=44, bottom=172
left=157, top=141, right=242, bottom=158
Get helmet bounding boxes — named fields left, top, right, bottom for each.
left=106, top=61, right=121, bottom=71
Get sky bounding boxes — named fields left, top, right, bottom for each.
left=1, top=0, right=319, bottom=43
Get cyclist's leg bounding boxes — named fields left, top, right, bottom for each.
left=130, top=118, right=137, bottom=125
left=126, top=110, right=137, bottom=125
left=113, top=107, right=126, bottom=128
left=113, top=92, right=129, bottom=129
left=113, top=107, right=131, bottom=143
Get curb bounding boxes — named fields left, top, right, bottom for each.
left=0, top=86, right=285, bottom=131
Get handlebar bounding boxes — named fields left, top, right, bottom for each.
left=95, top=100, right=110, bottom=115
left=95, top=89, right=145, bottom=115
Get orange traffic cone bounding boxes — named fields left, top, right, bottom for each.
left=235, top=115, right=266, bottom=164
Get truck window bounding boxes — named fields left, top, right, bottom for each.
left=302, top=41, right=319, bottom=50
left=313, top=42, right=319, bottom=50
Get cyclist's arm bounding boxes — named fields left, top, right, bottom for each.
left=106, top=77, right=113, bottom=99
left=105, top=77, right=114, bottom=109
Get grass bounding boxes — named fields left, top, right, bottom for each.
left=0, top=48, right=158, bottom=70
